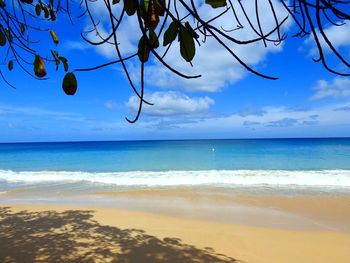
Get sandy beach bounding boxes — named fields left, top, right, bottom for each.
left=1, top=190, right=350, bottom=263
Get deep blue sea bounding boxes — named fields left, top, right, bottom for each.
left=1, top=138, right=350, bottom=191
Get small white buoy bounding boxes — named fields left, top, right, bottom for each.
left=212, top=148, right=215, bottom=152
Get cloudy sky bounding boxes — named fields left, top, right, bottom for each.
left=1, top=0, right=350, bottom=142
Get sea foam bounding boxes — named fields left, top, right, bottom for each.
left=0, top=169, right=350, bottom=188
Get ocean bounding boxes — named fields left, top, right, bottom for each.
left=1, top=138, right=350, bottom=194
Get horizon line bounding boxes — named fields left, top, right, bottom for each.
left=1, top=136, right=350, bottom=144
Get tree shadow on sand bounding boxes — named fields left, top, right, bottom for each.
left=0, top=207, right=239, bottom=263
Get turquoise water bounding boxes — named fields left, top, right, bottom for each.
left=0, top=138, right=350, bottom=190
left=1, top=138, right=350, bottom=171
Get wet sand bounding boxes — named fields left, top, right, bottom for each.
left=91, top=188, right=350, bottom=231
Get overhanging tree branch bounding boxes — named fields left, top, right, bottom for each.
left=1, top=0, right=350, bottom=121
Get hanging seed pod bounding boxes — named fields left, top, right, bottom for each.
left=146, top=3, right=159, bottom=30
left=50, top=30, right=59, bottom=45
left=8, top=60, right=13, bottom=71
left=33, top=55, right=47, bottom=78
left=20, top=24, right=25, bottom=35
left=43, top=6, right=49, bottom=18
left=62, top=72, right=77, bottom=95
left=35, top=4, right=41, bottom=16
left=50, top=9, right=56, bottom=21
left=0, top=30, right=6, bottom=46
left=20, top=0, right=33, bottom=4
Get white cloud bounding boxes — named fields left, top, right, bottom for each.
left=64, top=40, right=89, bottom=51
left=79, top=0, right=291, bottom=92
left=0, top=104, right=77, bottom=118
left=134, top=102, right=350, bottom=137
left=126, top=91, right=214, bottom=116
left=82, top=1, right=140, bottom=58
left=104, top=100, right=118, bottom=110
left=304, top=22, right=350, bottom=57
left=90, top=102, right=350, bottom=138
left=311, top=77, right=350, bottom=100
left=334, top=105, right=350, bottom=111
left=142, top=0, right=290, bottom=92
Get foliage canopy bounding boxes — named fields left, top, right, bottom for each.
left=0, top=0, right=350, bottom=121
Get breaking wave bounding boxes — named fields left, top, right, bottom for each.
left=1, top=169, right=350, bottom=188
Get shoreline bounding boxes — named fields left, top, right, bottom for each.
left=2, top=188, right=350, bottom=231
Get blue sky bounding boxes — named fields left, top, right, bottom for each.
left=1, top=0, right=350, bottom=142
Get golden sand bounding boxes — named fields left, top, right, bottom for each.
left=1, top=193, right=350, bottom=263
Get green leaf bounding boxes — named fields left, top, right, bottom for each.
left=59, top=56, right=69, bottom=72
left=179, top=27, right=195, bottom=62
left=124, top=0, right=137, bottom=16
left=149, top=30, right=159, bottom=49
left=205, top=0, right=226, bottom=8
left=8, top=60, right=13, bottom=71
left=185, top=22, right=199, bottom=39
left=112, top=0, right=120, bottom=4
left=62, top=72, right=78, bottom=95
left=0, top=31, right=6, bottom=47
left=140, top=0, right=150, bottom=12
left=163, top=22, right=178, bottom=46
left=138, top=36, right=150, bottom=62
left=35, top=4, right=41, bottom=16
left=33, top=55, right=46, bottom=78
left=50, top=30, right=59, bottom=45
